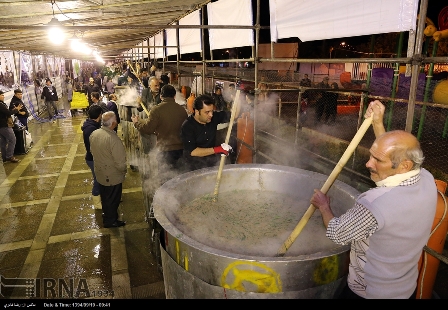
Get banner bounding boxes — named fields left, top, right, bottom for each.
left=0, top=51, right=16, bottom=91
left=45, top=55, right=55, bottom=77
left=72, top=59, right=81, bottom=79
left=33, top=55, right=46, bottom=81
left=19, top=52, right=34, bottom=86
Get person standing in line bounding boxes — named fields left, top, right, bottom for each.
left=106, top=93, right=120, bottom=133
left=91, top=92, right=108, bottom=113
left=324, top=82, right=339, bottom=124
left=211, top=85, right=227, bottom=111
left=94, top=73, right=103, bottom=93
left=66, top=76, right=73, bottom=114
left=41, top=78, right=59, bottom=120
left=131, top=85, right=188, bottom=183
left=311, top=100, right=437, bottom=299
left=90, top=111, right=127, bottom=228
left=300, top=74, right=312, bottom=87
left=84, top=77, right=101, bottom=108
left=138, top=76, right=161, bottom=112
left=9, top=89, right=29, bottom=130
left=105, top=77, right=115, bottom=94
left=0, top=90, right=22, bottom=163
left=81, top=105, right=103, bottom=197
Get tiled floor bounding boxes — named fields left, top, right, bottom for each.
left=0, top=113, right=165, bottom=300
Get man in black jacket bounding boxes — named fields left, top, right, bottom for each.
left=9, top=89, right=29, bottom=130
left=0, top=90, right=22, bottom=163
left=41, top=78, right=59, bottom=120
left=81, top=105, right=103, bottom=196
left=85, top=77, right=101, bottom=107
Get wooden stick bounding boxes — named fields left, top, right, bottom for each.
left=212, top=90, right=240, bottom=202
left=126, top=60, right=150, bottom=117
left=276, top=115, right=374, bottom=257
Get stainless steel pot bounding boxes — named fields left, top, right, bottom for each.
left=153, top=164, right=360, bottom=298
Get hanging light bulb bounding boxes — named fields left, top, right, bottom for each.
left=47, top=1, right=65, bottom=44
left=68, top=31, right=80, bottom=50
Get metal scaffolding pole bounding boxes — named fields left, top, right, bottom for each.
left=405, top=0, right=428, bottom=132
left=146, top=38, right=150, bottom=69
left=176, top=21, right=180, bottom=86
left=253, top=0, right=260, bottom=163
left=201, top=6, right=206, bottom=95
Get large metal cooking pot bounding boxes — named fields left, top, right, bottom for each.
left=153, top=164, right=360, bottom=298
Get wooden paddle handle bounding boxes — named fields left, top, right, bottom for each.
left=127, top=60, right=150, bottom=117
left=213, top=90, right=240, bottom=201
left=276, top=115, right=373, bottom=256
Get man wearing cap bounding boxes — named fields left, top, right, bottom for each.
left=41, top=78, right=59, bottom=120
left=0, top=90, right=22, bottom=163
left=9, top=89, right=29, bottom=130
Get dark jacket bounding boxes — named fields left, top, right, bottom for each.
left=134, top=97, right=187, bottom=151
left=9, top=95, right=29, bottom=118
left=92, top=100, right=109, bottom=113
left=81, top=118, right=101, bottom=161
left=41, top=85, right=58, bottom=101
left=0, top=100, right=19, bottom=128
left=84, top=83, right=101, bottom=104
left=138, top=89, right=161, bottom=112
left=212, top=93, right=227, bottom=111
left=106, top=100, right=120, bottom=124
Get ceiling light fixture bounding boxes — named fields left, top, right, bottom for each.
left=47, top=0, right=65, bottom=45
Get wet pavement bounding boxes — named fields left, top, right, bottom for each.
left=0, top=113, right=165, bottom=301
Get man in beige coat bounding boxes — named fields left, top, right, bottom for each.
left=90, top=111, right=127, bottom=228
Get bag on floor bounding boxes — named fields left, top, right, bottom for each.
left=25, top=130, right=33, bottom=149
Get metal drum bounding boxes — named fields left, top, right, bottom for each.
left=153, top=164, right=360, bottom=299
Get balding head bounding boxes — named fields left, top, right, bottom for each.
left=377, top=130, right=423, bottom=170
left=366, top=130, right=423, bottom=182
left=102, top=111, right=117, bottom=129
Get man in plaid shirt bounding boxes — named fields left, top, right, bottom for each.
left=311, top=100, right=437, bottom=299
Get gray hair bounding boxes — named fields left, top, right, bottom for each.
left=390, top=146, right=424, bottom=170
left=102, top=111, right=116, bottom=128
left=148, top=76, right=158, bottom=85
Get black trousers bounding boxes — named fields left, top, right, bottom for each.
left=99, top=183, right=122, bottom=226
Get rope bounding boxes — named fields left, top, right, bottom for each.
left=418, top=189, right=448, bottom=299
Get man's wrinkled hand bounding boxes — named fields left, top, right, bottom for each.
left=310, top=189, right=330, bottom=210
left=365, top=100, right=385, bottom=122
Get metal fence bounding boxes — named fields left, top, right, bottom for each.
left=168, top=62, right=448, bottom=188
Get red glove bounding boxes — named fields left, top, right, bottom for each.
left=214, top=145, right=229, bottom=156
left=213, top=143, right=232, bottom=156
